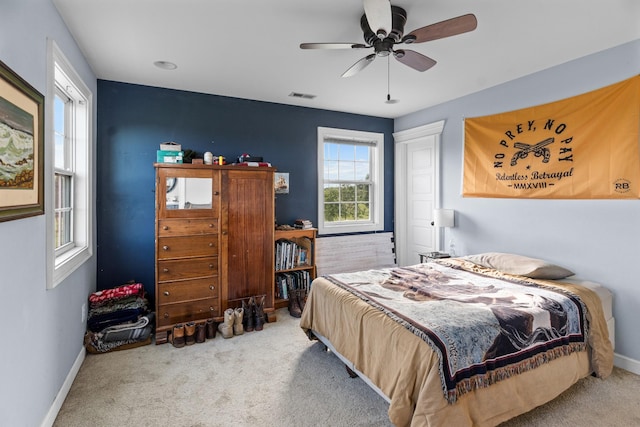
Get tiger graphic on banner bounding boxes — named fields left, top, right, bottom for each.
left=463, top=75, right=640, bottom=198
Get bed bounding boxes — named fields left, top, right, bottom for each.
left=299, top=253, right=614, bottom=427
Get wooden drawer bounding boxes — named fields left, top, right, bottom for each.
left=157, top=235, right=218, bottom=260
left=158, top=257, right=218, bottom=281
left=157, top=277, right=219, bottom=305
left=157, top=298, right=220, bottom=327
left=158, top=218, right=218, bottom=237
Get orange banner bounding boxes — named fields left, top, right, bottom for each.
left=463, top=76, right=640, bottom=199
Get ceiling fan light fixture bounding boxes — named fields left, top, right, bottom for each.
left=363, top=0, right=392, bottom=40
left=154, top=60, right=177, bottom=70
left=401, top=34, right=417, bottom=44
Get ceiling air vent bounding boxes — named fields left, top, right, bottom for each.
left=289, top=92, right=316, bottom=100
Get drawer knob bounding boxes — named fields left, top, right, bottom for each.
left=209, top=264, right=214, bottom=269
left=209, top=223, right=214, bottom=228
left=163, top=268, right=169, bottom=273
left=164, top=291, right=170, bottom=296
left=209, top=242, right=214, bottom=247
left=209, top=285, right=215, bottom=290
left=163, top=245, right=169, bottom=251
left=213, top=191, right=219, bottom=196
left=163, top=226, right=169, bottom=230
left=222, top=231, right=227, bottom=235
left=163, top=313, right=169, bottom=318
left=210, top=307, right=215, bottom=311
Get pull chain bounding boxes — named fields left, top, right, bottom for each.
left=386, top=56, right=397, bottom=104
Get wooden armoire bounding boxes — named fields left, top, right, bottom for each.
left=154, top=163, right=275, bottom=344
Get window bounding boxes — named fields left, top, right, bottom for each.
left=46, top=40, right=93, bottom=288
left=317, top=127, right=384, bottom=234
left=54, top=89, right=74, bottom=254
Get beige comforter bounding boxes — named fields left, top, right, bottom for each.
left=299, top=259, right=613, bottom=427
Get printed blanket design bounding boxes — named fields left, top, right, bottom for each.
left=324, top=261, right=588, bottom=403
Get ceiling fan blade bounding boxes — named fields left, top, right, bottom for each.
left=406, top=13, right=477, bottom=44
left=341, top=53, right=376, bottom=78
left=394, top=50, right=437, bottom=72
left=363, top=0, right=392, bottom=38
left=300, top=42, right=367, bottom=50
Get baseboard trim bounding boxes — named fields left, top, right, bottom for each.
left=614, top=352, right=640, bottom=375
left=40, top=347, right=85, bottom=427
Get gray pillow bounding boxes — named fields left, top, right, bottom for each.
left=464, top=252, right=574, bottom=280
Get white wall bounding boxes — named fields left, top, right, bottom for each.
left=0, top=1, right=96, bottom=426
left=395, top=39, right=640, bottom=368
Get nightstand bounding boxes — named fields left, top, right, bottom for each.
left=419, top=252, right=451, bottom=263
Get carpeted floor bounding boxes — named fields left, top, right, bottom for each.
left=54, top=308, right=640, bottom=427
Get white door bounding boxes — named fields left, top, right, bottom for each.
left=405, top=139, right=437, bottom=264
left=394, top=121, right=444, bottom=266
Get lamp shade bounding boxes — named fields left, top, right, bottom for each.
left=433, top=209, right=454, bottom=228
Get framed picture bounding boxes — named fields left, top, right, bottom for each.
left=275, top=172, right=289, bottom=194
left=0, top=60, right=44, bottom=222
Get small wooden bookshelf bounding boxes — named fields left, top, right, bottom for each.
left=274, top=228, right=317, bottom=309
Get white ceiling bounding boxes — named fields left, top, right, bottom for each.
left=53, top=0, right=640, bottom=119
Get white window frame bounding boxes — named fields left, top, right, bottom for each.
left=317, top=126, right=384, bottom=235
left=46, top=39, right=93, bottom=289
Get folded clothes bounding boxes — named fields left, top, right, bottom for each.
left=84, top=329, right=153, bottom=354
left=89, top=282, right=145, bottom=308
left=99, top=313, right=156, bottom=342
left=88, top=297, right=148, bottom=318
left=87, top=308, right=146, bottom=332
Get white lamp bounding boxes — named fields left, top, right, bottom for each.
left=433, top=209, right=454, bottom=228
left=432, top=209, right=455, bottom=254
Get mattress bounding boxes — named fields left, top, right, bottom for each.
left=560, top=278, right=615, bottom=349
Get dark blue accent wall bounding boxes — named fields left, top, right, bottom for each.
left=97, top=80, right=394, bottom=297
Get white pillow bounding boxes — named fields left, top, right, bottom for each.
left=464, top=252, right=574, bottom=280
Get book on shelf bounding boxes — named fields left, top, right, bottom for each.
left=275, top=270, right=311, bottom=300
left=275, top=237, right=313, bottom=271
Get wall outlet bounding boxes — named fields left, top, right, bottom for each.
left=81, top=303, right=87, bottom=324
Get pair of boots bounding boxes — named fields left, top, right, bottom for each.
left=242, top=296, right=266, bottom=333
left=171, top=318, right=217, bottom=348
left=217, top=307, right=245, bottom=339
left=217, top=296, right=267, bottom=339
left=288, top=288, right=307, bottom=318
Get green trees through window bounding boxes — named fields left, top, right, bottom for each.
left=323, top=141, right=371, bottom=223
left=317, top=126, right=383, bottom=234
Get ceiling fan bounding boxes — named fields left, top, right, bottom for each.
left=300, top=0, right=477, bottom=77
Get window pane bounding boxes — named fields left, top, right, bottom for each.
left=338, top=144, right=354, bottom=161
left=340, top=184, right=355, bottom=202
left=324, top=203, right=339, bottom=223
left=324, top=143, right=339, bottom=161
left=54, top=94, right=66, bottom=169
left=324, top=160, right=339, bottom=180
left=355, top=145, right=369, bottom=161
left=324, top=184, right=339, bottom=202
left=355, top=160, right=370, bottom=181
left=54, top=173, right=72, bottom=249
left=55, top=174, right=71, bottom=208
left=357, top=202, right=370, bottom=220
left=55, top=210, right=72, bottom=248
left=341, top=202, right=356, bottom=220
left=356, top=184, right=370, bottom=202
left=338, top=160, right=355, bottom=180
